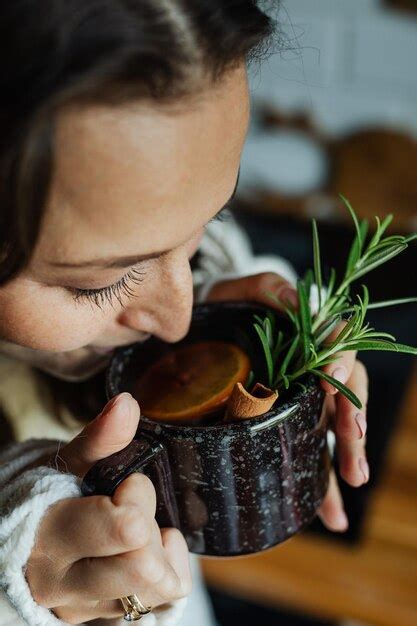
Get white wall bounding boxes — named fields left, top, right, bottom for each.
left=249, top=0, right=417, bottom=136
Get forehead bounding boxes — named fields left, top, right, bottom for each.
left=35, top=66, right=249, bottom=265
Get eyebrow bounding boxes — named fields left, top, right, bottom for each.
left=49, top=168, right=241, bottom=270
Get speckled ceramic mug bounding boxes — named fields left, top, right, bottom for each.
left=82, top=303, right=330, bottom=557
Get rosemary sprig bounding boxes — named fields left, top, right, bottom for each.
left=253, top=197, right=417, bottom=409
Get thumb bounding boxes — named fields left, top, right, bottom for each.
left=58, top=392, right=140, bottom=478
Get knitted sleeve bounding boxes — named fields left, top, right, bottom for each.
left=0, top=440, right=187, bottom=626
left=0, top=439, right=82, bottom=625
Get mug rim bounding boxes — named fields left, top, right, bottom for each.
left=137, top=389, right=311, bottom=434
left=106, top=301, right=322, bottom=434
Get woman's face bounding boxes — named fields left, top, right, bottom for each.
left=0, top=65, right=249, bottom=379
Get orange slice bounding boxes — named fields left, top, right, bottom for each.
left=134, top=341, right=251, bottom=423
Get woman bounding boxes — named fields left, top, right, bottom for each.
left=0, top=2, right=369, bottom=624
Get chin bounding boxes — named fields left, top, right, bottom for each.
left=0, top=343, right=112, bottom=382
left=0, top=336, right=150, bottom=383
left=42, top=350, right=113, bottom=382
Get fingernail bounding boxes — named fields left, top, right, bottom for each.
left=99, top=393, right=132, bottom=419
left=331, top=367, right=348, bottom=386
left=359, top=457, right=369, bottom=483
left=335, top=510, right=349, bottom=531
left=355, top=412, right=367, bottom=439
left=279, top=287, right=298, bottom=308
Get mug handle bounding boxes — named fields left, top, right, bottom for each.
left=81, top=434, right=180, bottom=528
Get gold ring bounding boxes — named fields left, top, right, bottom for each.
left=120, top=595, right=152, bottom=622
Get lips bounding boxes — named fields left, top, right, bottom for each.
left=91, top=334, right=152, bottom=355
left=90, top=346, right=117, bottom=356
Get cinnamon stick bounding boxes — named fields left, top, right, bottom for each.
left=224, top=382, right=278, bottom=421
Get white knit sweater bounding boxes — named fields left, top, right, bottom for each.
left=0, top=216, right=299, bottom=626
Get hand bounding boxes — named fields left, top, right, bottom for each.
left=316, top=322, right=369, bottom=532
left=206, top=271, right=370, bottom=533
left=26, top=393, right=191, bottom=624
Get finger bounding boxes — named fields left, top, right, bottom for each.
left=317, top=470, right=348, bottom=532
left=206, top=272, right=298, bottom=312
left=57, top=393, right=140, bottom=477
left=333, top=359, right=369, bottom=443
left=39, top=474, right=156, bottom=564
left=53, top=598, right=125, bottom=624
left=63, top=524, right=187, bottom=608
left=161, top=528, right=192, bottom=597
left=335, top=360, right=370, bottom=487
left=320, top=348, right=357, bottom=395
left=112, top=471, right=157, bottom=518
left=320, top=321, right=357, bottom=395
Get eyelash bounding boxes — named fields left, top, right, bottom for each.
left=72, top=208, right=230, bottom=308
left=72, top=267, right=146, bottom=309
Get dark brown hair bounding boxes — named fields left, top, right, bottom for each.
left=0, top=0, right=278, bottom=284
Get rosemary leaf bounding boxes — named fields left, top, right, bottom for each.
left=325, top=268, right=337, bottom=302
left=344, top=205, right=369, bottom=274
left=342, top=341, right=417, bottom=355
left=346, top=231, right=361, bottom=275
left=367, top=297, right=417, bottom=309
left=314, top=315, right=341, bottom=346
left=356, top=330, right=396, bottom=341
left=310, top=368, right=362, bottom=409
left=267, top=309, right=276, bottom=338
left=254, top=324, right=274, bottom=386
left=337, top=296, right=417, bottom=314
left=272, top=329, right=284, bottom=362
left=365, top=214, right=394, bottom=253
left=333, top=310, right=359, bottom=344
left=353, top=285, right=369, bottom=335
left=369, top=234, right=404, bottom=247
left=297, top=279, right=312, bottom=362
left=312, top=219, right=323, bottom=311
left=352, top=244, right=408, bottom=280
left=340, top=194, right=363, bottom=252
left=278, top=333, right=300, bottom=380
left=315, top=356, right=339, bottom=367
left=303, top=268, right=314, bottom=295
left=282, top=375, right=290, bottom=390
left=264, top=316, right=273, bottom=349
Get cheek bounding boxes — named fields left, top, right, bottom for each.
left=186, top=229, right=205, bottom=258
left=0, top=280, right=110, bottom=352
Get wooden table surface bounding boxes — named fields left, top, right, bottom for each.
left=202, top=366, right=417, bottom=626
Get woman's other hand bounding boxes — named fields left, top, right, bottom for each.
left=206, top=271, right=370, bottom=533
left=26, top=393, right=191, bottom=623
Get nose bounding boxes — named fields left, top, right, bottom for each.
left=119, top=247, right=194, bottom=343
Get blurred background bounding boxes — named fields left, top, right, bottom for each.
left=202, top=1, right=417, bottom=625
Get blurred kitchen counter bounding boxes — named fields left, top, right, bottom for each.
left=202, top=365, right=417, bottom=626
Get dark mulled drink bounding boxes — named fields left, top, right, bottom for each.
left=133, top=340, right=251, bottom=425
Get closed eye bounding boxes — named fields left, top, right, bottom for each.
left=70, top=200, right=234, bottom=308
left=70, top=266, right=146, bottom=309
